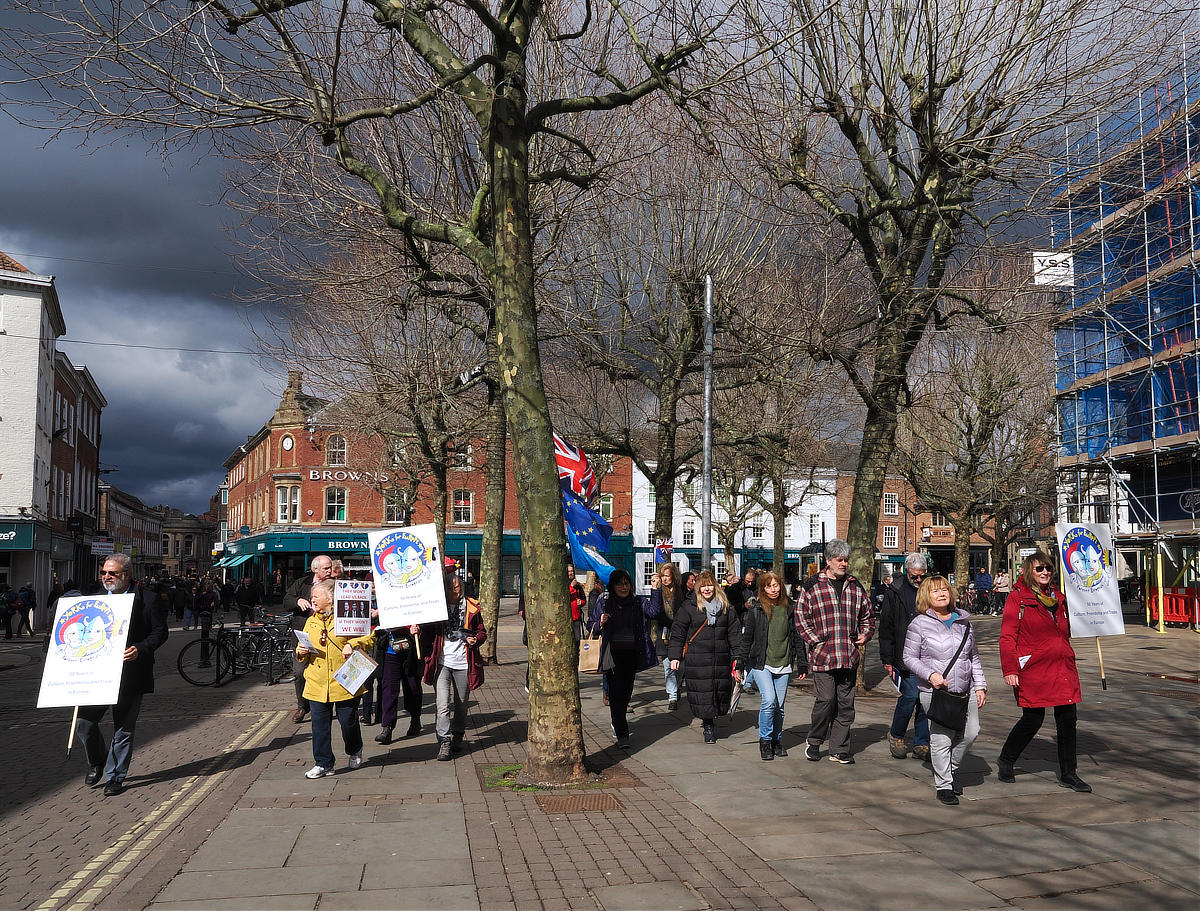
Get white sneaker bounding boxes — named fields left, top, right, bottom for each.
left=305, top=765, right=334, bottom=779
left=347, top=753, right=363, bottom=770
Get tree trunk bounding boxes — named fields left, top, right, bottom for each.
left=490, top=25, right=584, bottom=785
left=770, top=478, right=787, bottom=578
left=653, top=388, right=680, bottom=541
left=432, top=464, right=448, bottom=561
left=953, top=520, right=972, bottom=590
left=478, top=382, right=506, bottom=665
left=653, top=474, right=676, bottom=544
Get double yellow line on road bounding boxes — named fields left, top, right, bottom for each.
left=37, top=709, right=287, bottom=911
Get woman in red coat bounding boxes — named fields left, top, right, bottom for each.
left=997, top=551, right=1090, bottom=792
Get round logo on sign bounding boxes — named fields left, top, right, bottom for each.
left=1060, top=526, right=1111, bottom=594
left=53, top=599, right=117, bottom=662
left=372, top=531, right=435, bottom=589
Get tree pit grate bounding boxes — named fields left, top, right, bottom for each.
left=536, top=793, right=623, bottom=812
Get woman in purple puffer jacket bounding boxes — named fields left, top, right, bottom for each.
left=903, top=575, right=987, bottom=806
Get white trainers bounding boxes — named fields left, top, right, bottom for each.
left=347, top=752, right=363, bottom=770
left=305, top=765, right=334, bottom=779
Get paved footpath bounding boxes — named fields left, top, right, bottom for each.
left=6, top=604, right=1198, bottom=911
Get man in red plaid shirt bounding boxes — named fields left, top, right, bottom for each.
left=796, top=539, right=876, bottom=764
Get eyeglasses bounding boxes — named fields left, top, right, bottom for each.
left=1033, top=565, right=1053, bottom=572
left=100, top=570, right=123, bottom=577
left=909, top=572, right=926, bottom=581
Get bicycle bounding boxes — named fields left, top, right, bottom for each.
left=177, top=615, right=294, bottom=686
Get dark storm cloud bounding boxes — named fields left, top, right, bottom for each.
left=1, top=113, right=282, bottom=514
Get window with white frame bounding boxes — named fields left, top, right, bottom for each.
left=750, top=521, right=764, bottom=540
left=184, top=534, right=194, bottom=556
left=452, top=489, right=474, bottom=525
left=325, top=487, right=348, bottom=522
left=883, top=526, right=899, bottom=549
left=326, top=435, right=347, bottom=467
left=713, top=555, right=727, bottom=579
left=809, top=514, right=821, bottom=538
left=647, top=518, right=655, bottom=541
left=930, top=510, right=949, bottom=527
left=682, top=520, right=695, bottom=546
left=277, top=486, right=300, bottom=523
left=452, top=445, right=473, bottom=471
left=384, top=492, right=406, bottom=524
left=598, top=493, right=613, bottom=521
left=883, top=492, right=899, bottom=516
left=783, top=518, right=793, bottom=538
left=388, top=442, right=406, bottom=467
left=647, top=485, right=656, bottom=505
left=642, top=561, right=657, bottom=590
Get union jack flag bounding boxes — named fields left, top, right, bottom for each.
left=553, top=431, right=597, bottom=501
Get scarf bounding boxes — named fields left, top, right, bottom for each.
left=1035, top=586, right=1058, bottom=615
left=700, top=597, right=721, bottom=626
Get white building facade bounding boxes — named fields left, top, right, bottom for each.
left=629, top=464, right=838, bottom=593
left=0, top=255, right=65, bottom=603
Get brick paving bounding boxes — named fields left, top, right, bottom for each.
left=7, top=605, right=1199, bottom=910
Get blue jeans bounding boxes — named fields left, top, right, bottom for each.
left=890, top=673, right=930, bottom=746
left=662, top=657, right=678, bottom=700
left=309, top=697, right=362, bottom=769
left=751, top=668, right=791, bottom=740
left=77, top=693, right=144, bottom=785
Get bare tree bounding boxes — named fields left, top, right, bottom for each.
left=2, top=0, right=732, bottom=783
left=894, top=256, right=1058, bottom=582
left=726, top=0, right=1177, bottom=582
left=551, top=114, right=784, bottom=541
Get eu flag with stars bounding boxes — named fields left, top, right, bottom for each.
left=562, top=489, right=614, bottom=583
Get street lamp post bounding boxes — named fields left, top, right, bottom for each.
left=701, top=275, right=714, bottom=574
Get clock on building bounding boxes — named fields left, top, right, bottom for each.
left=281, top=436, right=294, bottom=451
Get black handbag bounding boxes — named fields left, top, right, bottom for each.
left=926, top=627, right=971, bottom=732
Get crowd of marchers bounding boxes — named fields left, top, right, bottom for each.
left=64, top=541, right=1092, bottom=805
left=584, top=540, right=1093, bottom=807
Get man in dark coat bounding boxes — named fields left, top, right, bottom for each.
left=283, top=555, right=333, bottom=722
left=878, top=553, right=930, bottom=760
left=76, top=553, right=169, bottom=796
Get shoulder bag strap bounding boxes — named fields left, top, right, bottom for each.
left=942, top=625, right=971, bottom=677
left=682, top=616, right=706, bottom=657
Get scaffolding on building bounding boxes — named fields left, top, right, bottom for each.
left=1050, top=54, right=1199, bottom=627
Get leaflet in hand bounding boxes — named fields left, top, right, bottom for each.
left=294, top=629, right=325, bottom=656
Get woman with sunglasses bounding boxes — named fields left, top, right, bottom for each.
left=997, top=551, right=1090, bottom=792
left=295, top=579, right=377, bottom=779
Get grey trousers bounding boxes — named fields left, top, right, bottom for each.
left=920, top=690, right=981, bottom=790
left=808, top=668, right=856, bottom=753
left=435, top=665, right=469, bottom=743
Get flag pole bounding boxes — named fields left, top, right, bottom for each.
left=701, top=275, right=714, bottom=575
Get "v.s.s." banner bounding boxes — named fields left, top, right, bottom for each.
left=368, top=524, right=448, bottom=628
left=1056, top=523, right=1126, bottom=639
left=38, top=593, right=136, bottom=708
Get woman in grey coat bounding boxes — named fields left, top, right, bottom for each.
left=902, top=576, right=987, bottom=805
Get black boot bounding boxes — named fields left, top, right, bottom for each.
left=773, top=738, right=788, bottom=758
left=997, top=758, right=1015, bottom=783
left=374, top=726, right=393, bottom=745
left=703, top=721, right=716, bottom=744
left=406, top=716, right=421, bottom=737
left=759, top=738, right=774, bottom=761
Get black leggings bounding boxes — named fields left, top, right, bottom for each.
left=1000, top=704, right=1078, bottom=775
left=605, top=648, right=638, bottom=739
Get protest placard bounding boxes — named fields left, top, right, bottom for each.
left=334, top=579, right=373, bottom=638
left=1056, top=523, right=1126, bottom=638
left=38, top=594, right=136, bottom=709
left=368, top=524, right=448, bottom=628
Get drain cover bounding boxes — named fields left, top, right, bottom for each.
left=537, top=793, right=622, bottom=812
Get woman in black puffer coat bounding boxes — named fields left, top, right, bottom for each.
left=669, top=571, right=742, bottom=743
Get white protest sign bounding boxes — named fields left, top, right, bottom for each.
left=38, top=594, right=136, bottom=708
left=368, top=524, right=448, bottom=628
left=333, top=649, right=379, bottom=694
left=1056, top=523, right=1126, bottom=638
left=334, top=579, right=373, bottom=638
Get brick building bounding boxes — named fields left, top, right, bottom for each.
left=98, top=481, right=164, bottom=579
left=217, top=372, right=634, bottom=595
